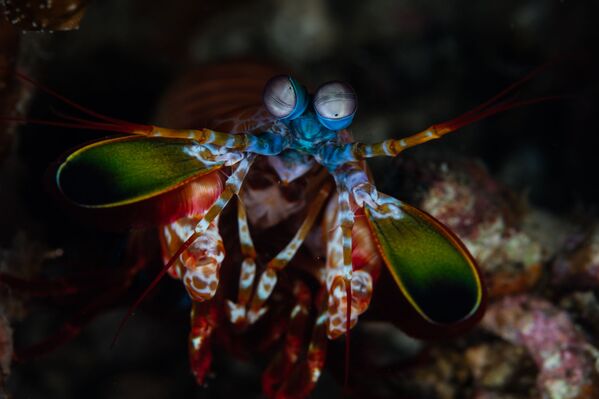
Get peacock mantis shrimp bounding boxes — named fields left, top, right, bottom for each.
left=4, top=62, right=553, bottom=397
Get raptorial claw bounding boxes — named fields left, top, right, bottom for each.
left=325, top=271, right=373, bottom=339
left=160, top=216, right=225, bottom=302
left=183, top=261, right=220, bottom=302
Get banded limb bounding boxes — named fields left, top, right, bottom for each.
left=316, top=120, right=468, bottom=167
left=140, top=126, right=287, bottom=157
left=4, top=116, right=285, bottom=157
left=325, top=164, right=376, bottom=339
left=225, top=198, right=258, bottom=325
left=112, top=154, right=256, bottom=345
left=227, top=180, right=333, bottom=326
left=318, top=121, right=473, bottom=166
left=317, top=69, right=560, bottom=166
left=8, top=72, right=287, bottom=156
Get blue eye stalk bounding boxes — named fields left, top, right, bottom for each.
left=263, top=76, right=357, bottom=130
left=313, top=81, right=357, bottom=130
left=284, top=77, right=309, bottom=120
left=316, top=113, right=354, bottom=131
left=263, top=75, right=308, bottom=121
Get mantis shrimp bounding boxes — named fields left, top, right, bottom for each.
left=6, top=61, right=551, bottom=397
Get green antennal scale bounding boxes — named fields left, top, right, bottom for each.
left=365, top=194, right=483, bottom=324
left=56, top=136, right=224, bottom=208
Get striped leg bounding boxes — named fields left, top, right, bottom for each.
left=227, top=182, right=332, bottom=326
left=226, top=198, right=258, bottom=326
left=325, top=187, right=356, bottom=339
left=316, top=124, right=452, bottom=166
left=245, top=182, right=332, bottom=324
left=141, top=126, right=287, bottom=156
left=135, top=125, right=247, bottom=148
left=325, top=165, right=375, bottom=339
left=192, top=154, right=256, bottom=235
left=318, top=70, right=552, bottom=166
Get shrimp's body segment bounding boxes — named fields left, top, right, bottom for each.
left=154, top=76, right=487, bottom=339
left=25, top=68, right=544, bottom=397
left=124, top=75, right=495, bottom=343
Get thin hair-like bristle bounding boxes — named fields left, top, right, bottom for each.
left=50, top=108, right=152, bottom=134
left=458, top=62, right=552, bottom=120
left=13, top=70, right=151, bottom=133
left=437, top=62, right=562, bottom=133
left=443, top=95, right=564, bottom=132
left=16, top=71, right=133, bottom=126
left=110, top=232, right=200, bottom=348
left=0, top=116, right=144, bottom=134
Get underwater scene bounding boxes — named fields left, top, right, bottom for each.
left=0, top=1, right=598, bottom=398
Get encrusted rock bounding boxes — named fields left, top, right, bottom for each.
left=482, top=295, right=599, bottom=399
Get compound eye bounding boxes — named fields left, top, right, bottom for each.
left=263, top=75, right=307, bottom=120
left=313, top=81, right=357, bottom=122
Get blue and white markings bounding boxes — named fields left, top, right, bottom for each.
left=183, top=143, right=243, bottom=166
left=178, top=75, right=405, bottom=338
left=263, top=75, right=309, bottom=121
left=313, top=81, right=357, bottom=131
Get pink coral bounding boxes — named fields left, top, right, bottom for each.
left=482, top=295, right=599, bottom=399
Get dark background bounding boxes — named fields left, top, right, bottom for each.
left=2, top=0, right=598, bottom=398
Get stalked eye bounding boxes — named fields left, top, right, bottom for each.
left=313, top=81, right=357, bottom=130
left=263, top=75, right=308, bottom=120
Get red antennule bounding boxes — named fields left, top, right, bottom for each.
left=435, top=62, right=562, bottom=134
left=1, top=71, right=152, bottom=135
